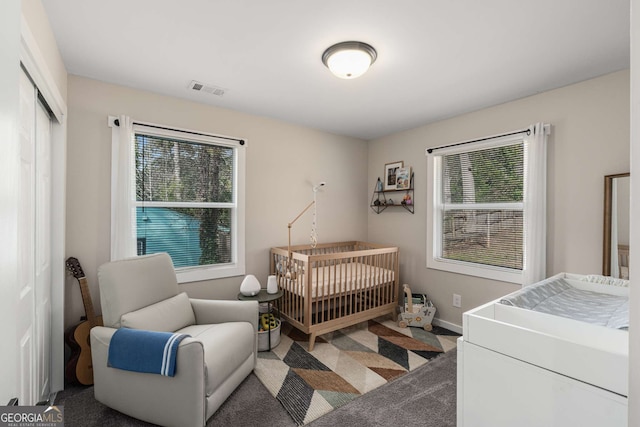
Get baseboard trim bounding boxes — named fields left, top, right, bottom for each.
left=432, top=317, right=462, bottom=335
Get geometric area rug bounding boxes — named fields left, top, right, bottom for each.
left=254, top=316, right=459, bottom=425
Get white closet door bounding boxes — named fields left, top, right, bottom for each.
left=17, top=68, right=52, bottom=405
left=34, top=99, right=52, bottom=403
left=18, top=67, right=37, bottom=406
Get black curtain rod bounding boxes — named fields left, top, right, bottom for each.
left=113, top=118, right=245, bottom=145
left=426, top=128, right=530, bottom=154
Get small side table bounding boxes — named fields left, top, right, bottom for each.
left=237, top=289, right=283, bottom=351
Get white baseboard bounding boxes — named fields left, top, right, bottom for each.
left=432, top=317, right=462, bottom=335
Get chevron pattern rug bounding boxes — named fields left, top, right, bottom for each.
left=254, top=316, right=458, bottom=425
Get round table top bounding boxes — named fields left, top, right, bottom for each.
left=237, top=289, right=283, bottom=303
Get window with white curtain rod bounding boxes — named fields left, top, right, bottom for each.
left=112, top=118, right=246, bottom=146
left=426, top=128, right=531, bottom=154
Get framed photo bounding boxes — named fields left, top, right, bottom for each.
left=384, top=161, right=404, bottom=190
left=395, top=167, right=411, bottom=190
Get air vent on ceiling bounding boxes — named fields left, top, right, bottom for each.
left=188, top=80, right=227, bottom=97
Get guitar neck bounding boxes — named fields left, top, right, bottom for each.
left=77, top=277, right=99, bottom=328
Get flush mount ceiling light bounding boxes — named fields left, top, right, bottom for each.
left=322, top=41, right=377, bottom=79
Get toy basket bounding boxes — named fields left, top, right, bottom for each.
left=257, top=313, right=281, bottom=351
left=398, top=284, right=436, bottom=331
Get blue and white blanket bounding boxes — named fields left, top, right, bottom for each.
left=108, top=329, right=190, bottom=377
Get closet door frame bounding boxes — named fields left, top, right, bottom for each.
left=19, top=15, right=67, bottom=396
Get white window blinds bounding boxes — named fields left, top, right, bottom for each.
left=135, top=132, right=235, bottom=268
left=440, top=143, right=524, bottom=270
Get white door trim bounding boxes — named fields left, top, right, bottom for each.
left=19, top=15, right=65, bottom=122
left=20, top=12, right=67, bottom=395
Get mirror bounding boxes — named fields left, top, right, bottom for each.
left=603, top=173, right=630, bottom=278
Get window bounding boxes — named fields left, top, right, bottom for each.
left=111, top=118, right=245, bottom=283
left=426, top=127, right=547, bottom=284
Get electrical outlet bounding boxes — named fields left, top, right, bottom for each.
left=453, top=293, right=462, bottom=308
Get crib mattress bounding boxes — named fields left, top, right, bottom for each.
left=286, top=262, right=395, bottom=299
left=500, top=277, right=629, bottom=329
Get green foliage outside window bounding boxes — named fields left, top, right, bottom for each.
left=443, top=144, right=523, bottom=204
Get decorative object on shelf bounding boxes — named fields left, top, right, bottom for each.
left=240, top=274, right=261, bottom=296
left=376, top=177, right=383, bottom=191
left=286, top=181, right=327, bottom=278
left=370, top=170, right=414, bottom=214
left=384, top=161, right=404, bottom=190
left=396, top=167, right=411, bottom=190
left=266, top=275, right=278, bottom=294
left=321, top=41, right=377, bottom=79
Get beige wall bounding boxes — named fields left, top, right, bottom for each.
left=65, top=75, right=368, bottom=327
left=65, top=70, right=629, bottom=331
left=368, top=70, right=630, bottom=329
left=616, top=176, right=630, bottom=246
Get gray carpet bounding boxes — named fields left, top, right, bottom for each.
left=56, top=350, right=456, bottom=426
left=307, top=348, right=457, bottom=427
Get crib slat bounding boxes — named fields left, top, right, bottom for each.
left=348, top=258, right=353, bottom=312
left=373, top=254, right=377, bottom=308
left=330, top=260, right=342, bottom=319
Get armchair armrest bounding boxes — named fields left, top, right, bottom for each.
left=91, top=326, right=206, bottom=372
left=190, top=299, right=258, bottom=331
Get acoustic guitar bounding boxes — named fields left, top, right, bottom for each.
left=64, top=257, right=103, bottom=385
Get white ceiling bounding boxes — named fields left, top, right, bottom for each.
left=41, top=0, right=630, bottom=140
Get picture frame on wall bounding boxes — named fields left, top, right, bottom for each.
left=384, top=161, right=404, bottom=190
left=395, top=167, right=411, bottom=190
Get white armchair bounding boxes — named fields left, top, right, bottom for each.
left=90, top=253, right=258, bottom=427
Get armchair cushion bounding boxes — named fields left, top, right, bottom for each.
left=121, top=292, right=196, bottom=332
left=98, top=253, right=180, bottom=328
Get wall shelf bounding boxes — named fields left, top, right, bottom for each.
left=370, top=175, right=414, bottom=214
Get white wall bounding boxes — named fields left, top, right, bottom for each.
left=65, top=75, right=368, bottom=328
left=368, top=70, right=630, bottom=329
left=628, top=0, right=639, bottom=423
left=0, top=0, right=23, bottom=406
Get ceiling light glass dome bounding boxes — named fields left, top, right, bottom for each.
left=322, top=42, right=377, bottom=79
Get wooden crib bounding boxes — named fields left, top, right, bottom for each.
left=270, top=241, right=399, bottom=350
